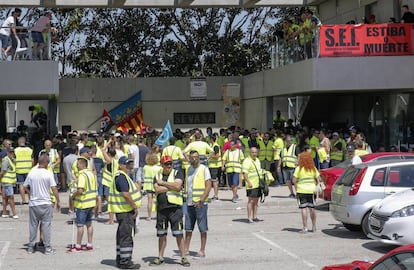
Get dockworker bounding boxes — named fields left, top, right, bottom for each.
left=15, top=136, right=34, bottom=205
left=222, top=141, right=244, bottom=203
left=161, top=137, right=185, bottom=172
left=184, top=132, right=214, bottom=166
left=1, top=147, right=18, bottom=218
left=242, top=147, right=262, bottom=223
left=108, top=156, right=142, bottom=269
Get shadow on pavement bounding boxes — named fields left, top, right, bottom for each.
left=315, top=202, right=329, bottom=211
left=141, top=256, right=182, bottom=265
left=362, top=242, right=398, bottom=254
left=321, top=224, right=366, bottom=239
left=101, top=259, right=118, bottom=268
left=232, top=218, right=251, bottom=223
left=282, top=227, right=303, bottom=233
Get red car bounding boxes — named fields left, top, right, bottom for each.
left=320, top=152, right=414, bottom=201
left=321, top=244, right=414, bottom=270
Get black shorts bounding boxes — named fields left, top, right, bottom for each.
left=296, top=193, right=315, bottom=208
left=246, top=188, right=262, bottom=198
left=209, top=168, right=221, bottom=180
left=156, top=207, right=183, bottom=237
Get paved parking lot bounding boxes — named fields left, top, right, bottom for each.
left=0, top=186, right=399, bottom=270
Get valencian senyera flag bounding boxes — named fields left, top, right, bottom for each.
left=155, top=120, right=173, bottom=146
left=108, top=91, right=145, bottom=133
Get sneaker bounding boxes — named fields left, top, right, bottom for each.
left=253, top=218, right=262, bottom=222
left=45, top=247, right=55, bottom=255
left=86, top=245, right=93, bottom=251
left=300, top=228, right=308, bottom=234
left=288, top=194, right=296, bottom=199
left=231, top=197, right=237, bottom=203
left=27, top=246, right=34, bottom=254
left=118, top=263, right=141, bottom=269
left=181, top=257, right=190, bottom=267
left=149, top=257, right=165, bottom=266
left=12, top=215, right=19, bottom=219
left=247, top=219, right=254, bottom=224
left=311, top=226, right=316, bottom=233
left=1, top=215, right=8, bottom=218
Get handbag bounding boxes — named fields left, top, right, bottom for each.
left=314, top=181, right=326, bottom=195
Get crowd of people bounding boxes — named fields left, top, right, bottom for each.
left=0, top=118, right=400, bottom=268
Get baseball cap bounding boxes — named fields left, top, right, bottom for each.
left=161, top=156, right=173, bottom=164
left=118, top=156, right=133, bottom=165
left=79, top=147, right=91, bottom=155
left=332, top=132, right=339, bottom=136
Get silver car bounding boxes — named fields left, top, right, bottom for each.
left=368, top=188, right=414, bottom=245
left=330, top=160, right=414, bottom=237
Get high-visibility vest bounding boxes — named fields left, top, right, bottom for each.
left=318, top=147, right=328, bottom=163
left=1, top=157, right=16, bottom=184
left=157, top=169, right=182, bottom=206
left=242, top=157, right=261, bottom=190
left=240, top=137, right=250, bottom=157
left=273, top=137, right=284, bottom=160
left=103, top=159, right=118, bottom=187
left=294, top=167, right=318, bottom=194
left=258, top=139, right=273, bottom=161
left=355, top=149, right=369, bottom=157
left=330, top=141, right=343, bottom=162
left=162, top=145, right=183, bottom=170
left=186, top=164, right=208, bottom=203
left=108, top=170, right=142, bottom=213
left=15, top=146, right=33, bottom=174
left=309, top=136, right=319, bottom=159
left=73, top=169, right=97, bottom=209
left=143, top=164, right=161, bottom=192
left=223, top=149, right=244, bottom=173
left=208, top=143, right=221, bottom=169
left=42, top=148, right=60, bottom=173
left=174, top=140, right=185, bottom=150
left=282, top=144, right=297, bottom=168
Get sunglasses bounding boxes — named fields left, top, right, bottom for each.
left=163, top=162, right=172, bottom=166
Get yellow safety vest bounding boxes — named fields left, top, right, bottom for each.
left=74, top=169, right=97, bottom=209
left=102, top=159, right=118, bottom=187
left=143, top=164, right=161, bottom=192
left=158, top=169, right=183, bottom=206
left=15, top=146, right=33, bottom=174
left=258, top=139, right=273, bottom=161
left=330, top=141, right=343, bottom=161
left=242, top=157, right=261, bottom=190
left=318, top=148, right=328, bottom=163
left=282, top=144, right=297, bottom=168
left=273, top=137, right=284, bottom=161
left=223, top=149, right=244, bottom=173
left=355, top=149, right=369, bottom=157
left=208, top=143, right=221, bottom=169
left=186, top=164, right=208, bottom=203
left=43, top=148, right=60, bottom=173
left=108, top=170, right=142, bottom=213
left=162, top=145, right=183, bottom=169
left=1, top=157, right=16, bottom=184
left=294, top=167, right=319, bottom=194
left=240, top=137, right=250, bottom=157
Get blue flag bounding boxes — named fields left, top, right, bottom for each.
left=155, top=120, right=173, bottom=146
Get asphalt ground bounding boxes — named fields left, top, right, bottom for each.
left=0, top=185, right=399, bottom=270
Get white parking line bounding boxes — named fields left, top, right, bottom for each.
left=0, top=241, right=10, bottom=269
left=252, top=232, right=317, bottom=268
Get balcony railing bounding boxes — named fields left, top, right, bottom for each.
left=0, top=26, right=52, bottom=61
left=271, top=23, right=414, bottom=68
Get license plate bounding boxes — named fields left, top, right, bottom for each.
left=369, top=217, right=381, bottom=227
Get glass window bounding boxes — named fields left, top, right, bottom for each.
left=375, top=156, right=402, bottom=161
left=386, top=166, right=414, bottom=187
left=371, top=168, right=385, bottom=186
left=371, top=252, right=414, bottom=270
left=336, top=167, right=362, bottom=186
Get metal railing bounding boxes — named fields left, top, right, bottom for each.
left=0, top=26, right=52, bottom=61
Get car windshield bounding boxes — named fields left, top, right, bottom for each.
left=371, top=251, right=414, bottom=270
left=333, top=160, right=352, bottom=169
left=335, top=166, right=362, bottom=186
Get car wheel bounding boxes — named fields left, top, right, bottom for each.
left=362, top=211, right=371, bottom=238
left=342, top=223, right=361, bottom=231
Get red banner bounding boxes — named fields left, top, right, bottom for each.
left=319, top=23, right=413, bottom=57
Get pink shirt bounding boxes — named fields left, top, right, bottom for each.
left=31, top=16, right=50, bottom=32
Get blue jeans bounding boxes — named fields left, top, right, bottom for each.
left=75, top=207, right=94, bottom=226
left=185, top=203, right=208, bottom=233
left=227, top=172, right=240, bottom=186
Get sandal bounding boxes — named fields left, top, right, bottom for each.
left=150, top=257, right=165, bottom=266
left=181, top=257, right=190, bottom=267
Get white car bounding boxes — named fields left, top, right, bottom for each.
left=368, top=188, right=414, bottom=245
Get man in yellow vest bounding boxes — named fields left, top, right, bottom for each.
left=162, top=137, right=185, bottom=171
left=330, top=132, right=343, bottom=167
left=184, top=132, right=214, bottom=166
left=242, top=147, right=262, bottom=223
left=278, top=135, right=300, bottom=198
left=15, top=136, right=33, bottom=204
left=207, top=134, right=221, bottom=201
left=184, top=150, right=212, bottom=258
left=42, top=139, right=61, bottom=185
left=258, top=132, right=274, bottom=171
left=273, top=130, right=284, bottom=185
left=1, top=147, right=18, bottom=218
left=150, top=155, right=190, bottom=267
left=71, top=157, right=97, bottom=252
left=222, top=141, right=244, bottom=203
left=108, top=156, right=142, bottom=269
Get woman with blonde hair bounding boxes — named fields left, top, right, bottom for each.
left=292, top=151, right=321, bottom=233
left=143, top=153, right=161, bottom=221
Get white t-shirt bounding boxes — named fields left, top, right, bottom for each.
left=351, top=155, right=362, bottom=165
left=128, top=144, right=139, bottom=169
left=0, top=16, right=15, bottom=36
left=187, top=165, right=211, bottom=205
left=24, top=167, right=56, bottom=207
